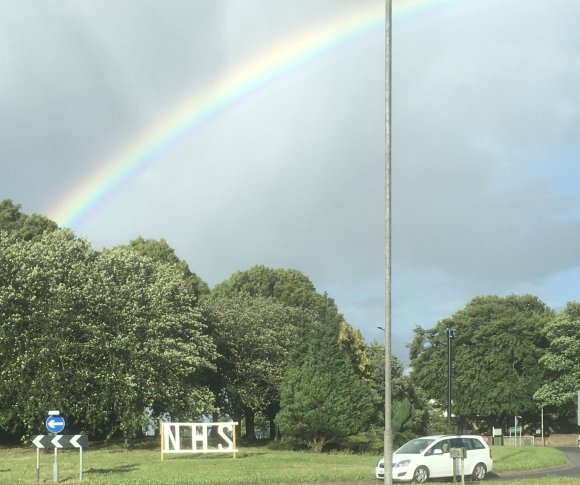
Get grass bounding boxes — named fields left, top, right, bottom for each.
left=491, top=445, right=567, bottom=473
left=0, top=442, right=571, bottom=484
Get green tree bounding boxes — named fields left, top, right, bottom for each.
left=124, top=236, right=209, bottom=301
left=339, top=321, right=371, bottom=379
left=201, top=294, right=313, bottom=440
left=366, top=342, right=428, bottom=443
left=0, top=230, right=216, bottom=444
left=0, top=199, right=57, bottom=241
left=409, top=295, right=552, bottom=427
left=214, top=266, right=372, bottom=388
left=212, top=265, right=320, bottom=309
left=211, top=265, right=374, bottom=444
left=87, top=247, right=216, bottom=445
left=0, top=229, right=96, bottom=435
left=276, top=323, right=374, bottom=452
left=534, top=301, right=580, bottom=415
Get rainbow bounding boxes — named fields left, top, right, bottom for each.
left=49, top=0, right=451, bottom=229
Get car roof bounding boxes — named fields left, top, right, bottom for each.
left=417, top=435, right=484, bottom=439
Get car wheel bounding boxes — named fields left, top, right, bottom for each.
left=472, top=463, right=487, bottom=481
left=413, top=465, right=429, bottom=483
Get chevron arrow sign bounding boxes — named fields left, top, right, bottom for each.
left=31, top=434, right=88, bottom=449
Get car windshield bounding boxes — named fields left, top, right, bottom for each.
left=395, top=438, right=436, bottom=454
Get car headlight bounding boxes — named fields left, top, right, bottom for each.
left=394, top=460, right=411, bottom=468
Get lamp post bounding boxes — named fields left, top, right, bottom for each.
left=384, top=0, right=393, bottom=482
left=446, top=328, right=454, bottom=432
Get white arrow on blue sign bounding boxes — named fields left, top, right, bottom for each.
left=45, top=415, right=65, bottom=433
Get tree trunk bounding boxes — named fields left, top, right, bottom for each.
left=269, top=418, right=278, bottom=440
left=245, top=409, right=256, bottom=442
left=308, top=437, right=327, bottom=453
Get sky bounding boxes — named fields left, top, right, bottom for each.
left=2, top=0, right=580, bottom=366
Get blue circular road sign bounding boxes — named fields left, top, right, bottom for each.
left=46, top=415, right=65, bottom=433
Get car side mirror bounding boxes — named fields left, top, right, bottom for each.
left=432, top=449, right=443, bottom=455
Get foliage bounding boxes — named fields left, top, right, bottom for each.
left=85, top=246, right=216, bottom=444
left=212, top=265, right=320, bottom=310
left=365, top=342, right=428, bottom=435
left=339, top=321, right=371, bottom=378
left=0, top=199, right=57, bottom=241
left=409, top=295, right=553, bottom=425
left=200, top=294, right=313, bottom=437
left=338, top=425, right=384, bottom=453
left=124, top=236, right=209, bottom=300
left=0, top=229, right=97, bottom=434
left=276, top=323, right=374, bottom=452
left=0, top=230, right=216, bottom=444
left=213, top=266, right=375, bottom=407
left=423, top=398, right=449, bottom=435
left=534, top=301, right=580, bottom=413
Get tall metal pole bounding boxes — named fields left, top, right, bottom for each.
left=384, top=0, right=393, bottom=483
left=447, top=328, right=454, bottom=432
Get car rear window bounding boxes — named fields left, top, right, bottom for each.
left=468, top=438, right=485, bottom=450
left=449, top=437, right=485, bottom=450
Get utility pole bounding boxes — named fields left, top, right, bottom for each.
left=384, top=0, right=393, bottom=483
left=447, top=328, right=454, bottom=432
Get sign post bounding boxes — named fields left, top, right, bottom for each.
left=46, top=412, right=65, bottom=483
left=33, top=407, right=88, bottom=485
left=450, top=448, right=466, bottom=485
left=32, top=435, right=88, bottom=483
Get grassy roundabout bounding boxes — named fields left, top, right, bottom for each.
left=0, top=443, right=571, bottom=484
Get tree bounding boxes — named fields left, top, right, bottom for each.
left=0, top=199, right=57, bottom=241
left=86, top=247, right=216, bottom=445
left=201, top=294, right=313, bottom=440
left=214, top=266, right=372, bottom=389
left=124, top=236, right=209, bottom=301
left=0, top=229, right=97, bottom=435
left=276, top=323, right=374, bottom=452
left=212, top=265, right=320, bottom=310
left=0, top=230, right=217, bottom=444
left=212, top=265, right=376, bottom=445
left=339, top=321, right=371, bottom=379
left=409, top=295, right=552, bottom=427
left=366, top=342, right=428, bottom=443
left=534, top=301, right=580, bottom=415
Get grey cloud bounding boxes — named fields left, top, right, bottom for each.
left=2, top=0, right=580, bottom=364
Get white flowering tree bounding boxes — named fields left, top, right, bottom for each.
left=0, top=229, right=216, bottom=445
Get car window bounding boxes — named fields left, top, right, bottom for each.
left=439, top=439, right=450, bottom=453
left=449, top=437, right=485, bottom=450
left=468, top=438, right=485, bottom=450
left=450, top=437, right=465, bottom=449
left=396, top=438, right=436, bottom=454
left=425, top=439, right=450, bottom=455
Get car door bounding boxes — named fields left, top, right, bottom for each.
left=449, top=437, right=470, bottom=475
left=423, top=439, right=452, bottom=478
left=465, top=437, right=489, bottom=473
left=451, top=437, right=484, bottom=475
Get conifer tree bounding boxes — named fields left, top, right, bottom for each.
left=276, top=322, right=374, bottom=452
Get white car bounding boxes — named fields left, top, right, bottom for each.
left=375, top=435, right=493, bottom=483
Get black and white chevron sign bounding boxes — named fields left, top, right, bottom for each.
left=32, top=434, right=88, bottom=449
